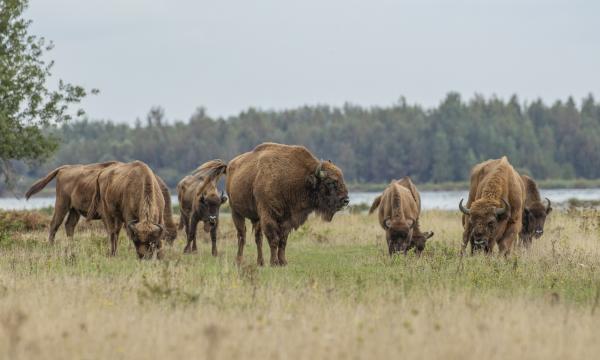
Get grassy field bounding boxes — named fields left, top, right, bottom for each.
left=1, top=209, right=600, bottom=359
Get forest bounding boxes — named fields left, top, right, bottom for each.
left=11, top=92, right=600, bottom=190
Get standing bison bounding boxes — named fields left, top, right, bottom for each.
left=519, top=175, right=552, bottom=248
left=25, top=162, right=177, bottom=244
left=199, top=142, right=349, bottom=266
left=369, top=177, right=434, bottom=256
left=177, top=163, right=228, bottom=255
left=459, top=157, right=525, bottom=255
left=87, top=161, right=168, bottom=259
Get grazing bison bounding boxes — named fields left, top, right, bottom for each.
left=458, top=157, right=525, bottom=255
left=25, top=162, right=177, bottom=244
left=369, top=177, right=434, bottom=256
left=519, top=175, right=552, bottom=248
left=199, top=142, right=349, bottom=266
left=87, top=161, right=168, bottom=259
left=177, top=164, right=228, bottom=255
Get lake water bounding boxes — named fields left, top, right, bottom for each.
left=1, top=188, right=599, bottom=211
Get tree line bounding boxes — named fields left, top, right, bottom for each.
left=14, top=93, right=597, bottom=190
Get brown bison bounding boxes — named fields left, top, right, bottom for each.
left=369, top=177, right=434, bottom=255
left=177, top=164, right=228, bottom=255
left=458, top=157, right=525, bottom=255
left=25, top=162, right=177, bottom=244
left=199, top=142, right=349, bottom=266
left=519, top=175, right=552, bottom=248
left=87, top=161, right=168, bottom=259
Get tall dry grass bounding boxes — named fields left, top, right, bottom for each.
left=0, top=209, right=599, bottom=359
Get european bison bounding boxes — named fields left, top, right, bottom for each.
left=87, top=161, right=168, bottom=259
left=519, top=175, right=552, bottom=248
left=369, top=177, right=434, bottom=256
left=459, top=156, right=525, bottom=255
left=25, top=162, right=177, bottom=244
left=177, top=163, right=228, bottom=255
left=199, top=142, right=349, bottom=266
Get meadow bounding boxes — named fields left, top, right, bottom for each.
left=1, top=209, right=600, bottom=359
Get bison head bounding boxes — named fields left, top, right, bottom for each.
left=309, top=160, right=349, bottom=222
left=383, top=217, right=433, bottom=255
left=411, top=230, right=435, bottom=256
left=459, top=198, right=510, bottom=251
left=198, top=189, right=228, bottom=232
left=523, top=198, right=552, bottom=240
left=127, top=220, right=165, bottom=260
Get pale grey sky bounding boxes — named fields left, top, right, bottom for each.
left=28, top=0, right=599, bottom=123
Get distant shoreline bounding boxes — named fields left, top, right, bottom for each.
left=4, top=178, right=600, bottom=197
left=347, top=178, right=600, bottom=192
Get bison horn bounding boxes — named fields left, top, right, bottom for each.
left=495, top=198, right=510, bottom=217
left=545, top=197, right=552, bottom=212
left=315, top=162, right=326, bottom=179
left=156, top=223, right=165, bottom=234
left=383, top=218, right=392, bottom=229
left=458, top=199, right=470, bottom=215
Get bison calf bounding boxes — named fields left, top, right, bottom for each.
left=519, top=175, right=552, bottom=248
left=177, top=163, right=228, bottom=255
left=369, top=177, right=434, bottom=256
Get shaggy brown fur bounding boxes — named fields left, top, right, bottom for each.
left=25, top=162, right=177, bottom=244
left=369, top=177, right=433, bottom=256
left=519, top=175, right=552, bottom=248
left=459, top=157, right=525, bottom=255
left=200, top=143, right=349, bottom=266
left=87, top=161, right=166, bottom=259
left=177, top=162, right=228, bottom=255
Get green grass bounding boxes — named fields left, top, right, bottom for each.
left=1, top=211, right=600, bottom=359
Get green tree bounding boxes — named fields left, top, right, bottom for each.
left=0, top=0, right=95, bottom=185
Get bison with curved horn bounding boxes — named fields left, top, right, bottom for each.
left=87, top=161, right=171, bottom=259
left=519, top=175, right=552, bottom=248
left=25, top=161, right=177, bottom=244
left=369, top=177, right=434, bottom=256
left=458, top=156, right=525, bottom=255
left=177, top=162, right=228, bottom=255
left=198, top=142, right=349, bottom=266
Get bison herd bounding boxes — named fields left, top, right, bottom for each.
left=25, top=142, right=551, bottom=264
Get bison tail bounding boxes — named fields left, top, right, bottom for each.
left=25, top=166, right=68, bottom=200
left=192, top=159, right=228, bottom=196
left=192, top=159, right=228, bottom=177
left=369, top=195, right=382, bottom=215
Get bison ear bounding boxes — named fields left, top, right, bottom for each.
left=423, top=231, right=434, bottom=240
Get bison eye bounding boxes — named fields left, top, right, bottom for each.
left=487, top=221, right=495, bottom=228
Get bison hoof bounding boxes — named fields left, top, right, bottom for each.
left=211, top=249, right=218, bottom=257
left=257, top=258, right=265, bottom=267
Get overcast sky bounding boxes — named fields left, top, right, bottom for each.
left=28, top=0, right=599, bottom=123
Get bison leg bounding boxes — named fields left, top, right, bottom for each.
left=64, top=209, right=80, bottom=239
left=48, top=197, right=70, bottom=244
left=277, top=233, right=289, bottom=266
left=210, top=225, right=218, bottom=257
left=262, top=220, right=281, bottom=266
left=232, top=211, right=246, bottom=264
left=252, top=221, right=264, bottom=266
left=184, top=213, right=200, bottom=254
left=498, top=224, right=518, bottom=256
